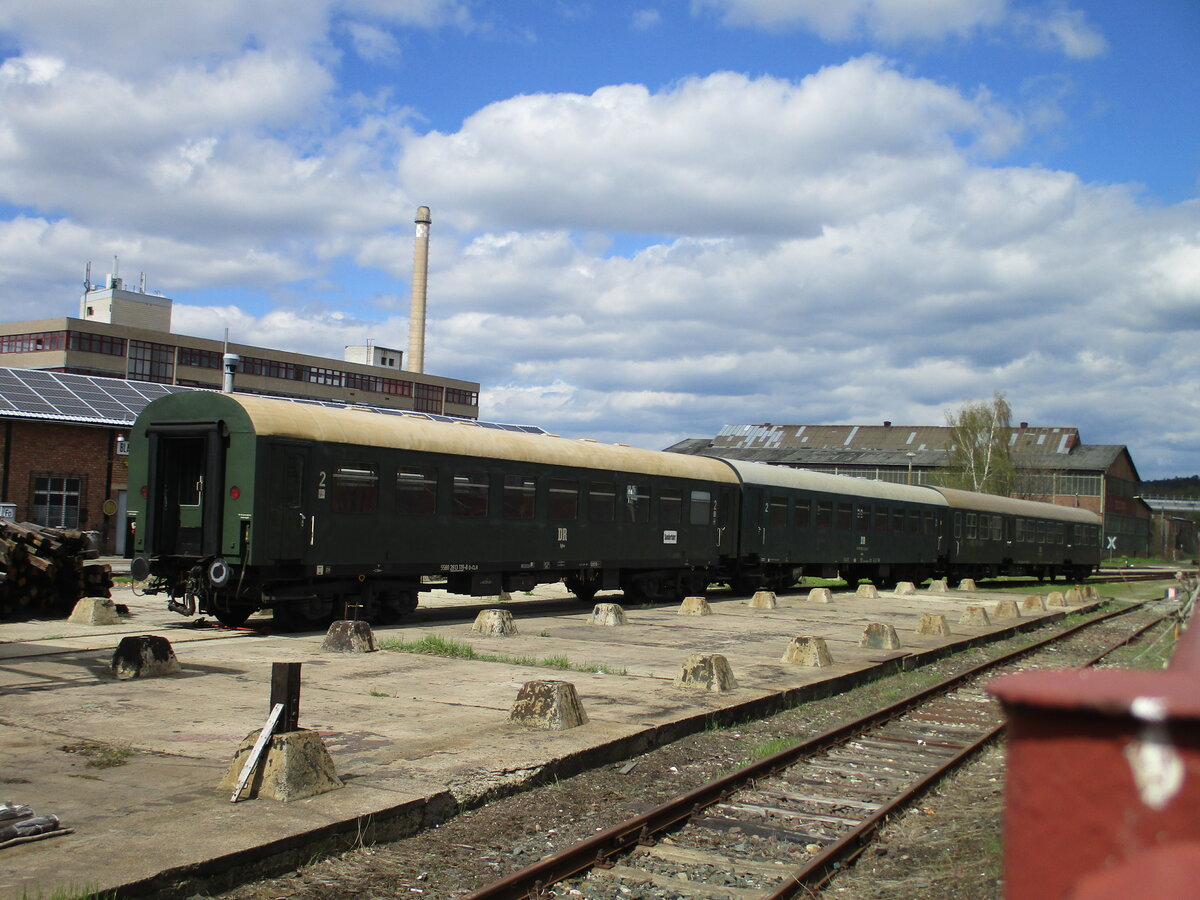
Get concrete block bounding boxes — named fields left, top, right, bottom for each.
left=960, top=606, right=991, bottom=626
left=1046, top=591, right=1068, bottom=608
left=110, top=635, right=181, bottom=680
left=855, top=584, right=880, bottom=599
left=781, top=636, right=833, bottom=667
left=958, top=578, right=978, bottom=591
left=67, top=596, right=119, bottom=625
left=993, top=599, right=1022, bottom=619
left=1083, top=585, right=1099, bottom=600
left=928, top=579, right=949, bottom=593
left=219, top=729, right=344, bottom=802
left=473, top=608, right=518, bottom=635
left=678, top=596, right=712, bottom=616
left=894, top=582, right=917, bottom=595
left=1064, top=588, right=1083, bottom=605
left=860, top=623, right=901, bottom=650
left=747, top=591, right=778, bottom=609
left=674, top=653, right=739, bottom=691
left=916, top=614, right=951, bottom=636
left=589, top=603, right=627, bottom=626
left=807, top=588, right=833, bottom=603
left=1022, top=594, right=1047, bottom=612
left=509, top=680, right=588, bottom=730
left=321, top=620, right=378, bottom=653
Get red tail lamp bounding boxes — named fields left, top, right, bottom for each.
left=230, top=486, right=241, bottom=500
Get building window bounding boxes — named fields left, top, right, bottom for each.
left=178, top=347, right=222, bottom=369
left=33, top=475, right=82, bottom=528
left=413, top=382, right=444, bottom=413
left=69, top=332, right=126, bottom=356
left=445, top=388, right=479, bottom=406
left=1, top=331, right=68, bottom=353
left=128, top=340, right=175, bottom=383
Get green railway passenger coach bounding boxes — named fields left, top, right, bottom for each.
left=128, top=392, right=741, bottom=628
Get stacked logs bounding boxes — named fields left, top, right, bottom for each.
left=0, top=521, right=113, bottom=620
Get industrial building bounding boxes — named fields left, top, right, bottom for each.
left=0, top=263, right=482, bottom=554
left=667, top=422, right=1153, bottom=557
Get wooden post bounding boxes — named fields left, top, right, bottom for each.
left=269, top=662, right=301, bottom=733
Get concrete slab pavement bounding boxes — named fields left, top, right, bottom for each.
left=0, top=581, right=1087, bottom=898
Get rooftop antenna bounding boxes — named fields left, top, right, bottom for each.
left=139, top=271, right=146, bottom=293
left=84, top=261, right=92, bottom=292
left=222, top=327, right=240, bottom=394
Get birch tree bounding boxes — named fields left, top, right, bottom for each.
left=943, top=393, right=1016, bottom=495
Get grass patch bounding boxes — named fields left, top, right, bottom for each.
left=59, top=741, right=133, bottom=769
left=380, top=634, right=627, bottom=675
left=368, top=689, right=391, bottom=698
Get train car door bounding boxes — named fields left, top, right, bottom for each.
left=267, top=443, right=310, bottom=563
left=145, top=426, right=224, bottom=558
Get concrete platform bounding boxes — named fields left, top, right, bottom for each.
left=0, top=582, right=1092, bottom=897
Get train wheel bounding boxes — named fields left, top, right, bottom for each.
left=373, top=591, right=418, bottom=625
left=565, top=576, right=599, bottom=604
left=273, top=598, right=336, bottom=632
left=214, top=605, right=254, bottom=628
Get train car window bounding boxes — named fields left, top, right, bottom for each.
left=875, top=506, right=889, bottom=533
left=1015, top=519, right=1024, bottom=542
left=816, top=500, right=833, bottom=529
left=854, top=505, right=869, bottom=532
left=925, top=511, right=937, bottom=535
left=452, top=471, right=489, bottom=517
left=332, top=462, right=379, bottom=514
left=626, top=484, right=650, bottom=523
left=1072, top=524, right=1081, bottom=544
left=1055, top=523, right=1064, bottom=544
left=1037, top=522, right=1046, bottom=543
left=768, top=496, right=788, bottom=527
left=548, top=477, right=578, bottom=521
left=953, top=512, right=962, bottom=539
left=907, top=509, right=921, bottom=532
left=992, top=517, right=1003, bottom=541
left=795, top=497, right=812, bottom=528
left=836, top=503, right=852, bottom=530
left=690, top=490, right=712, bottom=525
left=589, top=482, right=617, bottom=522
left=1026, top=520, right=1036, bottom=542
left=966, top=514, right=977, bottom=540
left=660, top=488, right=682, bottom=525
left=502, top=474, right=536, bottom=519
left=396, top=466, right=437, bottom=516
left=978, top=514, right=989, bottom=538
left=893, top=507, right=906, bottom=532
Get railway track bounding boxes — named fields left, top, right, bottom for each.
left=465, top=602, right=1166, bottom=900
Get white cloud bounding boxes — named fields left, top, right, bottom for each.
left=692, top=0, right=1006, bottom=42
left=401, top=59, right=1021, bottom=236
left=693, top=0, right=1107, bottom=59
left=632, top=9, right=663, bottom=31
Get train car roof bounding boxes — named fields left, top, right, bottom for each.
left=927, top=486, right=1103, bottom=524
left=715, top=458, right=950, bottom=506
left=134, top=392, right=741, bottom=483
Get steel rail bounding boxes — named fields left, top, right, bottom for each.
left=463, top=601, right=1157, bottom=900
left=762, top=611, right=1169, bottom=899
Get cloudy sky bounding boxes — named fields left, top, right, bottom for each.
left=1, top=1, right=1197, bottom=478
